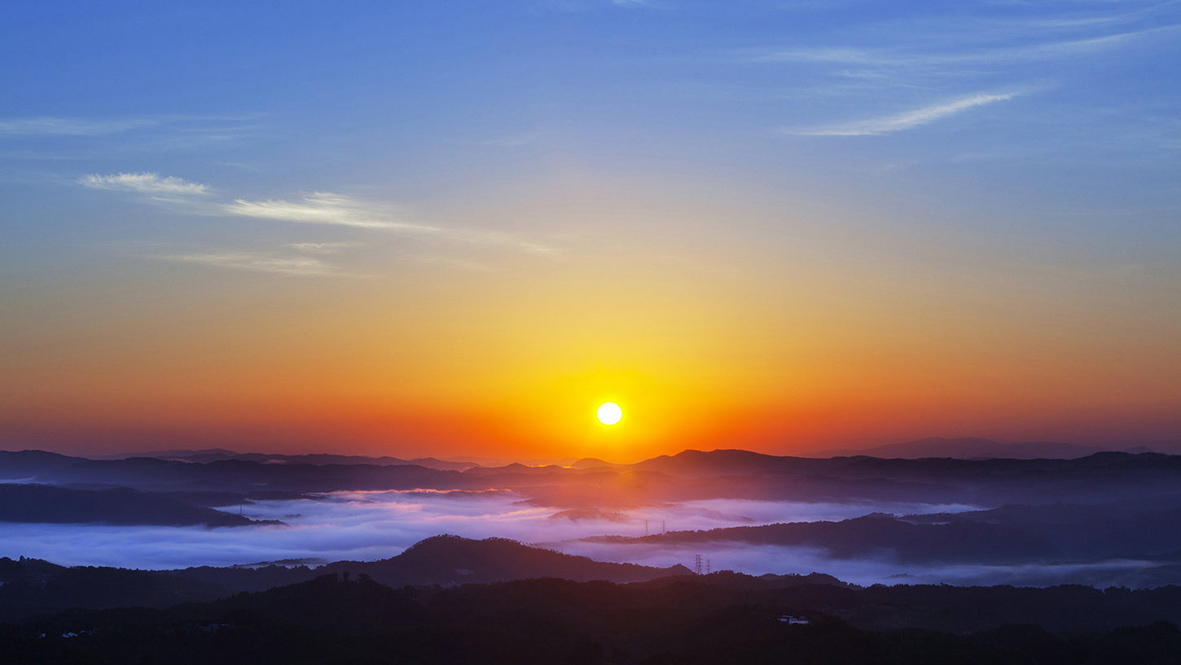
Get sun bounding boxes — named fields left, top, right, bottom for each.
left=597, top=402, right=622, bottom=425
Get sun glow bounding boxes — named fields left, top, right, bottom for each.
left=597, top=402, right=622, bottom=425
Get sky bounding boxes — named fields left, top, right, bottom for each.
left=1, top=0, right=1179, bottom=462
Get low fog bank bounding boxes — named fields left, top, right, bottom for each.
left=4, top=490, right=1177, bottom=587
left=0, top=492, right=971, bottom=569
left=560, top=540, right=1176, bottom=588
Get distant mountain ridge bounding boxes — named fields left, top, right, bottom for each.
left=7, top=565, right=1181, bottom=664
left=0, top=484, right=273, bottom=527
left=819, top=437, right=1152, bottom=459
left=6, top=447, right=1181, bottom=511
left=0, top=535, right=692, bottom=622
left=324, top=534, right=692, bottom=586
left=587, top=494, right=1181, bottom=587
left=99, top=449, right=479, bottom=471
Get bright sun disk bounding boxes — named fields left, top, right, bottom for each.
left=597, top=402, right=622, bottom=425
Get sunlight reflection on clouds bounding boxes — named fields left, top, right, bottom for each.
left=0, top=491, right=976, bottom=573
left=3, top=486, right=1169, bottom=585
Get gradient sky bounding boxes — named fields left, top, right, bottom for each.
left=2, top=1, right=1179, bottom=461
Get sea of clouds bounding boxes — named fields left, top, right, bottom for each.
left=0, top=491, right=1165, bottom=587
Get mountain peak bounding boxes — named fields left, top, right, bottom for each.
left=328, top=535, right=692, bottom=587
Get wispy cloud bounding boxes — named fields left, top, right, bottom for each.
left=787, top=92, right=1019, bottom=136
left=456, top=230, right=557, bottom=256
left=285, top=241, right=364, bottom=254
left=0, top=115, right=263, bottom=163
left=152, top=250, right=346, bottom=277
left=80, top=172, right=210, bottom=196
left=83, top=179, right=556, bottom=272
left=223, top=193, right=437, bottom=233
left=418, top=255, right=497, bottom=272
left=225, top=192, right=557, bottom=254
left=753, top=25, right=1180, bottom=73
left=0, top=117, right=155, bottom=137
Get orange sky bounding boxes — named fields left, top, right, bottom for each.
left=3, top=4, right=1180, bottom=462
left=4, top=179, right=1178, bottom=462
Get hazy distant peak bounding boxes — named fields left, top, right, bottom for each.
left=821, top=437, right=1114, bottom=460
left=569, top=458, right=616, bottom=469
left=322, top=535, right=693, bottom=587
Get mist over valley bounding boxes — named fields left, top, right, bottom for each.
left=4, top=445, right=1181, bottom=589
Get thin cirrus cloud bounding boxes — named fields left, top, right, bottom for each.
left=223, top=193, right=438, bottom=234
left=224, top=192, right=556, bottom=254
left=0, top=114, right=262, bottom=139
left=749, top=25, right=1180, bottom=79
left=284, top=241, right=364, bottom=254
left=786, top=92, right=1019, bottom=137
left=152, top=250, right=343, bottom=277
left=80, top=174, right=556, bottom=275
left=79, top=172, right=210, bottom=196
left=0, top=117, right=156, bottom=137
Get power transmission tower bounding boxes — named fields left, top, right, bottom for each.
left=694, top=554, right=703, bottom=575
left=644, top=519, right=649, bottom=536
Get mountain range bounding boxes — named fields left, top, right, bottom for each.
left=6, top=447, right=1181, bottom=518
left=818, top=437, right=1160, bottom=460
left=0, top=535, right=689, bottom=622
left=4, top=562, right=1181, bottom=664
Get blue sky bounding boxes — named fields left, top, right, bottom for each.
left=4, top=1, right=1178, bottom=241
left=2, top=1, right=1179, bottom=456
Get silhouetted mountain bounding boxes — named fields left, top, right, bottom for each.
left=569, top=457, right=616, bottom=469
left=101, top=448, right=240, bottom=461
left=0, top=557, right=229, bottom=622
left=907, top=493, right=1181, bottom=528
left=548, top=507, right=629, bottom=522
left=631, top=449, right=1181, bottom=507
left=104, top=449, right=480, bottom=471
left=0, top=484, right=272, bottom=527
left=0, top=536, right=691, bottom=622
left=591, top=514, right=1047, bottom=563
left=321, top=535, right=692, bottom=587
left=635, top=448, right=802, bottom=477
left=823, top=437, right=1108, bottom=459
left=592, top=497, right=1181, bottom=575
left=690, top=569, right=853, bottom=590
left=8, top=448, right=1181, bottom=511
left=0, top=450, right=469, bottom=494
left=4, top=573, right=1181, bottom=664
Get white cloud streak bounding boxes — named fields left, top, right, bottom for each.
left=285, top=241, right=364, bottom=254
left=81, top=179, right=556, bottom=273
left=80, top=172, right=210, bottom=196
left=787, top=92, right=1019, bottom=136
left=223, top=193, right=439, bottom=233
left=152, top=250, right=344, bottom=277
left=0, top=117, right=155, bottom=137
left=224, top=192, right=557, bottom=255
left=754, top=24, right=1180, bottom=73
